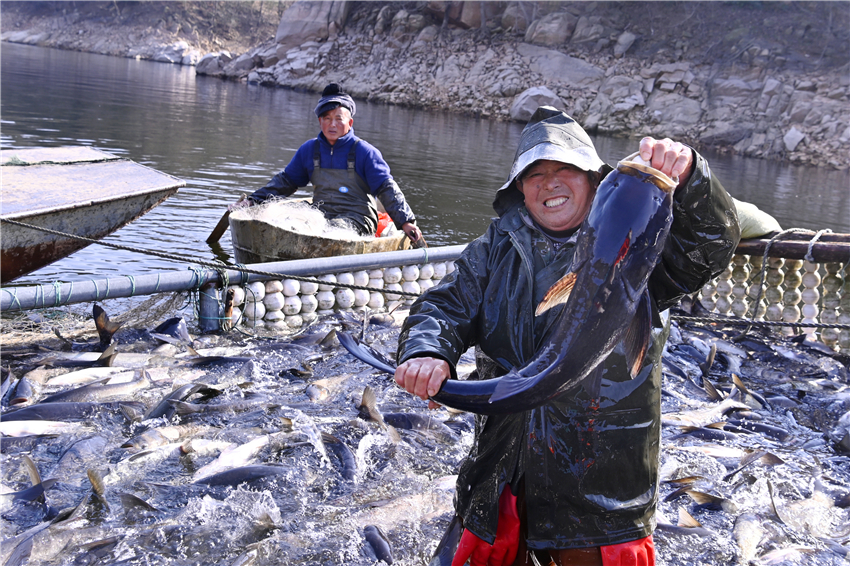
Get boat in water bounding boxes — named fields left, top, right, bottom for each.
left=0, top=146, right=183, bottom=283
left=229, top=202, right=410, bottom=264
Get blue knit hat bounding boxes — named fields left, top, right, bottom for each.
left=314, top=83, right=356, bottom=117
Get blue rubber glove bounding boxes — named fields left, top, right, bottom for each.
left=600, top=535, right=655, bottom=566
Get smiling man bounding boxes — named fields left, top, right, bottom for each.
left=394, top=107, right=740, bottom=566
left=243, top=83, right=423, bottom=243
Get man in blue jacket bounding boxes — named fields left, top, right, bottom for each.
left=243, top=83, right=423, bottom=245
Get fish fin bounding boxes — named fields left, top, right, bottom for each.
left=93, top=304, right=123, bottom=347
left=677, top=507, right=703, bottom=528
left=22, top=454, right=42, bottom=487
left=665, top=475, right=703, bottom=486
left=387, top=425, right=401, bottom=444
left=704, top=422, right=727, bottom=430
left=760, top=452, right=785, bottom=466
left=321, top=432, right=341, bottom=443
left=702, top=378, right=723, bottom=401
left=662, top=485, right=692, bottom=503
left=489, top=369, right=528, bottom=404
left=623, top=294, right=652, bottom=378
left=119, top=403, right=144, bottom=423
left=686, top=490, right=728, bottom=511
left=186, top=346, right=201, bottom=358
left=359, top=386, right=380, bottom=421
left=536, top=272, right=577, bottom=316
left=580, top=364, right=605, bottom=398
left=732, top=374, right=748, bottom=395
left=87, top=469, right=110, bottom=510
left=699, top=343, right=716, bottom=377
left=119, top=492, right=160, bottom=513
left=166, top=400, right=197, bottom=416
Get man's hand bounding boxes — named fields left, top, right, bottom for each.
left=394, top=357, right=450, bottom=410
left=227, top=197, right=253, bottom=212
left=639, top=137, right=694, bottom=185
left=401, top=222, right=425, bottom=246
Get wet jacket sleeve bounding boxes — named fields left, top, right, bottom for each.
left=248, top=141, right=314, bottom=204
left=355, top=140, right=416, bottom=227
left=376, top=179, right=416, bottom=228
left=649, top=149, right=741, bottom=311
left=397, top=227, right=495, bottom=374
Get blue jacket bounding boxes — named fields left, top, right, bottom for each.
left=250, top=129, right=416, bottom=228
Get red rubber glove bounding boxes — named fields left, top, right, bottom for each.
left=489, top=488, right=520, bottom=566
left=600, top=535, right=655, bottom=566
left=451, top=488, right=520, bottom=566
left=451, top=529, right=491, bottom=566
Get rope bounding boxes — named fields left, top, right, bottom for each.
left=2, top=288, right=22, bottom=310
left=737, top=228, right=834, bottom=339
left=0, top=217, right=422, bottom=298
left=805, top=229, right=833, bottom=264
left=671, top=314, right=850, bottom=330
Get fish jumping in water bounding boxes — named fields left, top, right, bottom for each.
left=431, top=155, right=678, bottom=414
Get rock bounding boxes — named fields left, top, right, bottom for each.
left=223, top=53, right=256, bottom=77
left=517, top=43, right=604, bottom=87
left=510, top=86, right=564, bottom=122
left=700, top=122, right=754, bottom=146
left=524, top=12, right=577, bottom=46
left=502, top=2, right=531, bottom=32
left=196, top=52, right=226, bottom=76
left=275, top=0, right=351, bottom=51
left=784, top=127, right=806, bottom=151
left=571, top=16, right=604, bottom=43
left=153, top=40, right=190, bottom=64
left=646, top=92, right=702, bottom=127
left=614, top=31, right=637, bottom=57
left=181, top=50, right=201, bottom=66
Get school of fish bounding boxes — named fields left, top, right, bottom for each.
left=1, top=298, right=849, bottom=566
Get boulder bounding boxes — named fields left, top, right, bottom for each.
left=571, top=16, right=604, bottom=43
left=646, top=92, right=702, bottom=126
left=502, top=2, right=530, bottom=32
left=510, top=86, right=564, bottom=122
left=153, top=41, right=189, bottom=64
left=783, top=127, right=805, bottom=151
left=196, top=52, right=227, bottom=76
left=517, top=43, right=604, bottom=87
left=224, top=53, right=256, bottom=77
left=524, top=12, right=577, bottom=46
left=700, top=122, right=754, bottom=146
left=275, top=0, right=351, bottom=51
left=614, top=31, right=637, bottom=57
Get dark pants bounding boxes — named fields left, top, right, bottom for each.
left=511, top=482, right=604, bottom=566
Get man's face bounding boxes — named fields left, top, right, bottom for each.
left=319, top=106, right=353, bottom=145
left=517, top=160, right=595, bottom=232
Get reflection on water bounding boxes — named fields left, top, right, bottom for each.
left=2, top=43, right=847, bottom=285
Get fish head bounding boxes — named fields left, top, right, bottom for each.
left=584, top=159, right=676, bottom=302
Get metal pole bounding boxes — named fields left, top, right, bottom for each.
left=198, top=281, right=221, bottom=334
left=0, top=245, right=467, bottom=312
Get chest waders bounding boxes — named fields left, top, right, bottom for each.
left=310, top=140, right=378, bottom=236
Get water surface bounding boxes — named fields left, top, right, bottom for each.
left=2, top=43, right=847, bottom=285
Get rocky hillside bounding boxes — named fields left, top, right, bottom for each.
left=3, top=1, right=849, bottom=169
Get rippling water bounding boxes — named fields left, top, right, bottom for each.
left=2, top=43, right=848, bottom=286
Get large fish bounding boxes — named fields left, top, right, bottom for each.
left=338, top=156, right=677, bottom=414
left=433, top=155, right=677, bottom=413
left=433, top=156, right=677, bottom=414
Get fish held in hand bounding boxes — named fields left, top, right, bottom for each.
left=433, top=156, right=677, bottom=414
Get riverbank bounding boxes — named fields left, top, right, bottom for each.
left=2, top=1, right=849, bottom=169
